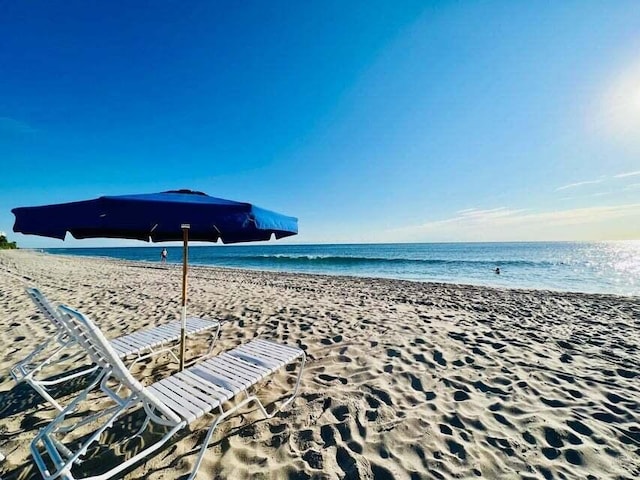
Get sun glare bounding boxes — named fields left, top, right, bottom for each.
left=634, top=85, right=640, bottom=110
left=599, top=60, right=640, bottom=141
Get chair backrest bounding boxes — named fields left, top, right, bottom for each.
left=57, top=305, right=181, bottom=424
left=26, top=287, right=67, bottom=333
left=57, top=305, right=119, bottom=371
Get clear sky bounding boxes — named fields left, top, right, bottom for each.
left=1, top=1, right=639, bottom=247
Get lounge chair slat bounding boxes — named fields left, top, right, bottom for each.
left=235, top=343, right=284, bottom=363
left=130, top=329, right=168, bottom=345
left=229, top=350, right=282, bottom=371
left=255, top=339, right=302, bottom=356
left=157, top=378, right=212, bottom=414
left=152, top=380, right=202, bottom=411
left=237, top=342, right=289, bottom=362
left=114, top=333, right=151, bottom=350
left=177, top=372, right=231, bottom=403
left=190, top=365, right=244, bottom=395
left=234, top=346, right=285, bottom=368
left=147, top=385, right=197, bottom=422
left=116, top=336, right=150, bottom=351
left=206, top=355, right=263, bottom=379
left=199, top=360, right=253, bottom=390
left=221, top=353, right=271, bottom=377
left=150, top=383, right=203, bottom=420
left=243, top=346, right=290, bottom=365
left=144, top=322, right=176, bottom=334
left=129, top=331, right=164, bottom=348
left=205, top=357, right=264, bottom=386
left=248, top=341, right=298, bottom=361
left=180, top=370, right=234, bottom=401
left=153, top=323, right=181, bottom=336
left=251, top=344, right=299, bottom=365
left=186, top=318, right=212, bottom=331
left=142, top=325, right=178, bottom=344
left=259, top=342, right=303, bottom=361
left=108, top=342, right=131, bottom=355
left=112, top=339, right=145, bottom=355
left=163, top=377, right=221, bottom=411
left=148, top=327, right=181, bottom=345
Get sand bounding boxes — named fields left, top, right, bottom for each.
left=0, top=249, right=639, bottom=480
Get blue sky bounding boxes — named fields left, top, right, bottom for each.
left=1, top=1, right=639, bottom=247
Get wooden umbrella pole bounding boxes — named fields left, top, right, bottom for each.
left=179, top=224, right=190, bottom=371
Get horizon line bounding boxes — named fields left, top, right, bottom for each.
left=27, top=239, right=640, bottom=249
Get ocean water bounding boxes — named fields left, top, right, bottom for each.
left=43, top=242, right=640, bottom=296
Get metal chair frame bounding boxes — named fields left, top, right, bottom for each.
left=11, top=288, right=220, bottom=411
left=31, top=305, right=305, bottom=480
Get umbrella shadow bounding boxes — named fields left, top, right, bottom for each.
left=0, top=366, right=100, bottom=420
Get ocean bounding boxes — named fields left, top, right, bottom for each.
left=43, top=242, right=640, bottom=296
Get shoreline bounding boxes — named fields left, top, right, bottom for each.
left=31, top=249, right=639, bottom=300
left=1, top=250, right=639, bottom=479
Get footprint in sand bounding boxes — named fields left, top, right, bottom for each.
left=320, top=424, right=336, bottom=448
left=439, top=424, right=452, bottom=435
left=318, top=374, right=347, bottom=385
left=302, top=449, right=323, bottom=470
left=454, top=390, right=470, bottom=401
left=433, top=350, right=447, bottom=366
left=544, top=427, right=564, bottom=448
left=386, top=348, right=401, bottom=358
left=336, top=446, right=358, bottom=477
left=332, top=405, right=349, bottom=422
left=542, top=447, right=561, bottom=460
left=565, top=448, right=584, bottom=465
left=367, top=386, right=393, bottom=406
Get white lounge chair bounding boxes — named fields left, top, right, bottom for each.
left=31, top=305, right=305, bottom=480
left=11, top=287, right=220, bottom=411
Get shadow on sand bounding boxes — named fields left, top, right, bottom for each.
left=0, top=366, right=101, bottom=420
left=1, top=395, right=295, bottom=480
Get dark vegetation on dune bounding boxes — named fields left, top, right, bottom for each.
left=0, top=234, right=17, bottom=249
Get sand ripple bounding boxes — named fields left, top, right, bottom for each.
left=0, top=250, right=639, bottom=479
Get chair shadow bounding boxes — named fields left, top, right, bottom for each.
left=0, top=366, right=101, bottom=420
left=1, top=406, right=152, bottom=480
left=1, top=395, right=293, bottom=480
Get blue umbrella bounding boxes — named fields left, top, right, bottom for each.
left=13, top=189, right=298, bottom=369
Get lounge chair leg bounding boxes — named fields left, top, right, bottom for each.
left=187, top=352, right=305, bottom=480
left=206, top=323, right=221, bottom=357
left=30, top=380, right=64, bottom=412
left=187, top=400, right=253, bottom=480
left=113, top=410, right=151, bottom=448
left=132, top=414, right=151, bottom=439
left=187, top=395, right=276, bottom=480
left=168, top=349, right=180, bottom=364
left=23, top=361, right=100, bottom=413
left=272, top=352, right=306, bottom=415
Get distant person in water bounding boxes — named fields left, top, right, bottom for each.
left=495, top=267, right=500, bottom=274
left=161, top=248, right=168, bottom=263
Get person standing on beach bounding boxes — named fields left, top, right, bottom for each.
left=161, top=248, right=168, bottom=263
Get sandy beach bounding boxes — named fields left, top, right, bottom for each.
left=0, top=249, right=638, bottom=480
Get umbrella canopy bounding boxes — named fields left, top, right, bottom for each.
left=13, top=189, right=298, bottom=370
left=12, top=189, right=298, bottom=243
